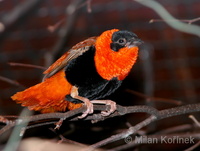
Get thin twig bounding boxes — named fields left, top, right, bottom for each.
left=26, top=121, right=57, bottom=130
left=50, top=0, right=84, bottom=61
left=88, top=116, right=157, bottom=151
left=46, top=0, right=93, bottom=34
left=0, top=116, right=12, bottom=124
left=1, top=115, right=20, bottom=119
left=155, top=124, right=194, bottom=135
left=49, top=127, right=86, bottom=147
left=189, top=115, right=200, bottom=127
left=0, top=123, right=16, bottom=135
left=149, top=17, right=200, bottom=24
left=8, top=62, right=46, bottom=70
left=86, top=0, right=92, bottom=13
left=0, top=75, right=24, bottom=87
left=126, top=89, right=182, bottom=105
left=47, top=18, right=65, bottom=33
left=134, top=0, right=200, bottom=37
left=76, top=0, right=93, bottom=13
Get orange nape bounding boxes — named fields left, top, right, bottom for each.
left=11, top=70, right=82, bottom=113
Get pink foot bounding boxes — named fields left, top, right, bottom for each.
left=91, top=100, right=117, bottom=116
left=78, top=99, right=94, bottom=119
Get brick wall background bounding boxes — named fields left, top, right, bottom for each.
left=0, top=0, right=200, bottom=150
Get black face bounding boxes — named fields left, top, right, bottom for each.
left=110, top=30, right=142, bottom=52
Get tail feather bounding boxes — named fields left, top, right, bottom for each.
left=11, top=70, right=81, bottom=113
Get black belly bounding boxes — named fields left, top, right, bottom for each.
left=65, top=46, right=122, bottom=103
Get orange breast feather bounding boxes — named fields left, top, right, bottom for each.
left=11, top=70, right=82, bottom=113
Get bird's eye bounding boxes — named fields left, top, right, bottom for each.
left=118, top=38, right=126, bottom=45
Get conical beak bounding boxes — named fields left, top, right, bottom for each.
left=126, top=38, right=143, bottom=48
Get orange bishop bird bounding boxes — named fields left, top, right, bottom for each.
left=11, top=29, right=143, bottom=118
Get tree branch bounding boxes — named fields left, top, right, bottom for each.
left=87, top=103, right=200, bottom=150
left=1, top=103, right=200, bottom=149
left=134, top=0, right=200, bottom=37
left=149, top=17, right=200, bottom=24
left=0, top=105, right=159, bottom=135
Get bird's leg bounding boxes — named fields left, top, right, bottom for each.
left=70, top=86, right=117, bottom=118
left=70, top=86, right=93, bottom=118
left=90, top=100, right=116, bottom=116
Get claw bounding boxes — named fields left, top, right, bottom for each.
left=91, top=100, right=116, bottom=116
left=71, top=86, right=94, bottom=119
left=78, top=99, right=93, bottom=119
left=71, top=86, right=117, bottom=118
left=78, top=100, right=116, bottom=118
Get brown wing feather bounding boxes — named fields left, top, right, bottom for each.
left=43, top=36, right=97, bottom=81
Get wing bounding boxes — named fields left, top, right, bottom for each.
left=43, top=36, right=97, bottom=81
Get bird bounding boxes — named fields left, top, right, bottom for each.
left=11, top=29, right=143, bottom=118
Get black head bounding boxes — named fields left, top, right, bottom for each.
left=110, top=30, right=143, bottom=52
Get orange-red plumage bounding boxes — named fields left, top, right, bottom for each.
left=95, top=29, right=138, bottom=80
left=11, top=37, right=97, bottom=113
left=11, top=69, right=81, bottom=113
left=11, top=29, right=142, bottom=114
